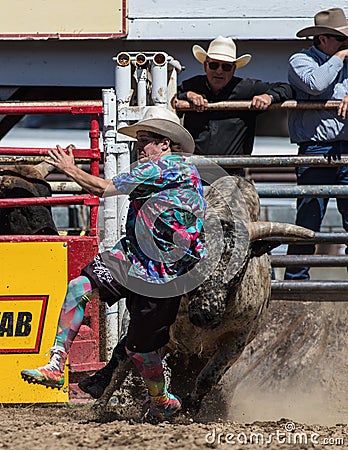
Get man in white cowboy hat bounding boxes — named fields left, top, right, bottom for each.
left=20, top=106, right=206, bottom=422
left=285, top=7, right=348, bottom=281
left=175, top=36, right=293, bottom=162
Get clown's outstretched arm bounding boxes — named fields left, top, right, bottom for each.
left=47, top=145, right=121, bottom=198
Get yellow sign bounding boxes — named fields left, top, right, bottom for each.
left=0, top=0, right=127, bottom=39
left=0, top=242, right=69, bottom=403
left=0, top=295, right=48, bottom=353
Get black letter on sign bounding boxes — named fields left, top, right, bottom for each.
left=15, top=312, right=32, bottom=337
left=0, top=312, right=14, bottom=336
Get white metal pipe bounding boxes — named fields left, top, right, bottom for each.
left=167, top=65, right=178, bottom=112
left=114, top=52, right=132, bottom=105
left=151, top=52, right=168, bottom=106
left=102, top=89, right=118, bottom=251
left=135, top=53, right=148, bottom=107
left=102, top=88, right=121, bottom=358
left=110, top=56, right=132, bottom=353
left=136, top=67, right=148, bottom=107
left=115, top=148, right=130, bottom=340
left=103, top=52, right=133, bottom=356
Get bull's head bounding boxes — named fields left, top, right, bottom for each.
left=188, top=176, right=314, bottom=329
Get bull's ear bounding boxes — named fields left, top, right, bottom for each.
left=250, top=240, right=281, bottom=258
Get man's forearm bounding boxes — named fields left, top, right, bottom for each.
left=63, top=165, right=110, bottom=197
left=48, top=145, right=120, bottom=197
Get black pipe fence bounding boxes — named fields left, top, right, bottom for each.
left=271, top=281, right=348, bottom=301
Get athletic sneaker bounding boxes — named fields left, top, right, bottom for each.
left=148, top=392, right=182, bottom=422
left=21, top=346, right=66, bottom=390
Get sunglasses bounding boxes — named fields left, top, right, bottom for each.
left=325, top=34, right=348, bottom=42
left=207, top=61, right=234, bottom=72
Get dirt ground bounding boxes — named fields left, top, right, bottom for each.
left=1, top=300, right=347, bottom=450
left=0, top=404, right=346, bottom=450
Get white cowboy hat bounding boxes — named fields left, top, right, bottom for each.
left=297, top=8, right=348, bottom=38
left=118, top=106, right=195, bottom=154
left=192, top=36, right=251, bottom=69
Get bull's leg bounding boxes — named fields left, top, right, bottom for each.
left=92, top=357, right=133, bottom=413
left=183, top=333, right=249, bottom=414
left=79, top=309, right=130, bottom=399
left=78, top=336, right=127, bottom=399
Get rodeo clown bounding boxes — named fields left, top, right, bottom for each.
left=21, top=107, right=207, bottom=422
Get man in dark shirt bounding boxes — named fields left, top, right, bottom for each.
left=176, top=36, right=293, bottom=157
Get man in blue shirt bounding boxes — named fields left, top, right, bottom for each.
left=285, top=7, right=348, bottom=280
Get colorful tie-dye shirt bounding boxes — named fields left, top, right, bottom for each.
left=110, top=154, right=206, bottom=283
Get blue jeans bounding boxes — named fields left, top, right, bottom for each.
left=284, top=141, right=348, bottom=280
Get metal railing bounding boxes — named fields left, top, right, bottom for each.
left=176, top=99, right=342, bottom=111
left=0, top=100, right=103, bottom=236
left=179, top=100, right=348, bottom=302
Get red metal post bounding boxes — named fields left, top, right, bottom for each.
left=89, top=113, right=101, bottom=236
left=0, top=101, right=105, bottom=400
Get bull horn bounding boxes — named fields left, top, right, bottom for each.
left=34, top=161, right=56, bottom=178
left=35, top=144, right=76, bottom=178
left=247, top=221, right=315, bottom=241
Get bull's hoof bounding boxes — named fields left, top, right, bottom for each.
left=91, top=400, right=106, bottom=412
left=78, top=376, right=107, bottom=399
left=78, top=365, right=115, bottom=399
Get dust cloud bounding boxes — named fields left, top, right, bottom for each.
left=218, top=300, right=348, bottom=426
